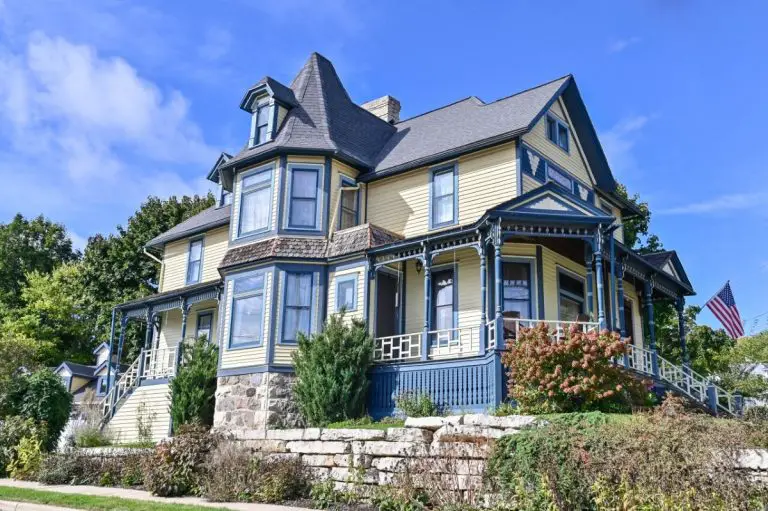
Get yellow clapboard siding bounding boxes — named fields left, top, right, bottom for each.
left=160, top=226, right=229, bottom=293
left=522, top=173, right=540, bottom=194
left=219, top=273, right=272, bottom=369
left=367, top=142, right=517, bottom=238
left=597, top=197, right=625, bottom=244
left=523, top=98, right=594, bottom=187
left=404, top=261, right=424, bottom=334
left=157, top=300, right=219, bottom=349
left=622, top=280, right=644, bottom=347
left=70, top=376, right=90, bottom=393
left=273, top=346, right=296, bottom=365
left=328, top=160, right=360, bottom=234
left=328, top=265, right=366, bottom=324
left=108, top=384, right=171, bottom=444
left=231, top=158, right=280, bottom=241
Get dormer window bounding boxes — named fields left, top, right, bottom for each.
left=250, top=102, right=271, bottom=147
left=546, top=115, right=569, bottom=152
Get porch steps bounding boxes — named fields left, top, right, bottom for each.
left=99, top=356, right=140, bottom=425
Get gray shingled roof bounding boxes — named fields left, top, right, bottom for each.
left=145, top=205, right=231, bottom=249
left=371, top=76, right=569, bottom=177
left=226, top=53, right=396, bottom=169
left=219, top=224, right=403, bottom=271
left=59, top=362, right=96, bottom=378
left=642, top=251, right=674, bottom=269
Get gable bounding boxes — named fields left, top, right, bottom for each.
left=489, top=182, right=612, bottom=221
left=523, top=96, right=596, bottom=190
left=662, top=261, right=680, bottom=280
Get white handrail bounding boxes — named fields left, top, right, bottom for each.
left=428, top=326, right=480, bottom=359
left=141, top=346, right=178, bottom=380
left=373, top=332, right=421, bottom=362
left=98, top=355, right=140, bottom=422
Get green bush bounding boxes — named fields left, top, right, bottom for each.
left=142, top=424, right=218, bottom=497
left=74, top=425, right=112, bottom=448
left=485, top=401, right=768, bottom=509
left=37, top=451, right=147, bottom=487
left=8, top=436, right=43, bottom=480
left=394, top=391, right=439, bottom=418
left=0, top=417, right=47, bottom=477
left=292, top=314, right=373, bottom=426
left=169, top=336, right=218, bottom=431
left=743, top=405, right=768, bottom=423
left=501, top=324, right=651, bottom=413
left=0, top=369, right=72, bottom=449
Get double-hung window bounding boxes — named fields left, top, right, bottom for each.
left=238, top=168, right=272, bottom=236
left=339, top=177, right=359, bottom=230
left=229, top=274, right=266, bottom=348
left=336, top=274, right=357, bottom=311
left=558, top=271, right=585, bottom=321
left=250, top=103, right=270, bottom=147
left=283, top=272, right=313, bottom=343
left=96, top=377, right=107, bottom=396
left=186, top=238, right=203, bottom=284
left=546, top=115, right=569, bottom=152
left=502, top=262, right=532, bottom=319
left=431, top=166, right=456, bottom=228
left=432, top=269, right=455, bottom=334
left=196, top=312, right=213, bottom=342
left=288, top=167, right=319, bottom=229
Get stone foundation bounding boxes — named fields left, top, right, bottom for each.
left=213, top=372, right=303, bottom=432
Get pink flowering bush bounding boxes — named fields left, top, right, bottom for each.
left=502, top=323, right=651, bottom=413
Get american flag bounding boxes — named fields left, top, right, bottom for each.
left=705, top=281, right=744, bottom=338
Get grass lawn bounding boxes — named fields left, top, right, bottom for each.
left=0, top=486, right=228, bottom=511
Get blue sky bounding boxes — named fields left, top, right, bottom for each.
left=0, top=1, right=766, bottom=331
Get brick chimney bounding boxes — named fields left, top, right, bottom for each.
left=361, top=95, right=401, bottom=124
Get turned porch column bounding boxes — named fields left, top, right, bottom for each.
left=104, top=308, right=117, bottom=394
left=594, top=231, right=606, bottom=330
left=494, top=238, right=503, bottom=345
left=584, top=244, right=594, bottom=317
left=421, top=247, right=432, bottom=361
left=478, top=242, right=487, bottom=355
left=676, top=296, right=690, bottom=369
left=644, top=279, right=660, bottom=378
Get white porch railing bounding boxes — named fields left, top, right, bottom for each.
left=510, top=318, right=600, bottom=341
left=98, top=355, right=140, bottom=422
left=373, top=333, right=422, bottom=362
left=428, top=326, right=480, bottom=359
left=486, top=320, right=497, bottom=350
left=141, top=346, right=179, bottom=380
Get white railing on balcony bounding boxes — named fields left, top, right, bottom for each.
left=428, top=326, right=481, bottom=359
left=509, top=318, right=600, bottom=342
left=374, top=332, right=422, bottom=362
left=141, top=346, right=179, bottom=380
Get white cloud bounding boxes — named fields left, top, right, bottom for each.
left=657, top=192, right=768, bottom=215
left=67, top=230, right=88, bottom=252
left=599, top=114, right=653, bottom=178
left=0, top=32, right=216, bottom=232
left=608, top=37, right=642, bottom=54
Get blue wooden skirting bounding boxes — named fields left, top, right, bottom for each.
left=368, top=351, right=503, bottom=418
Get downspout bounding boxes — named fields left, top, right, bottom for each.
left=143, top=247, right=162, bottom=265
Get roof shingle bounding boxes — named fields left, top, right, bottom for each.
left=145, top=205, right=231, bottom=249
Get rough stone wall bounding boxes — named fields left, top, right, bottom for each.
left=213, top=372, right=303, bottom=432
left=228, top=414, right=540, bottom=493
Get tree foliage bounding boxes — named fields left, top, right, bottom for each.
left=169, top=336, right=218, bottom=430
left=292, top=314, right=374, bottom=426
left=0, top=214, right=78, bottom=312
left=502, top=324, right=650, bottom=413
left=715, top=331, right=768, bottom=398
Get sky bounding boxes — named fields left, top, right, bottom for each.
left=0, top=0, right=766, bottom=331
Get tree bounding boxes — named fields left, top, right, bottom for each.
left=715, top=332, right=768, bottom=398
left=79, top=194, right=214, bottom=360
left=292, top=314, right=374, bottom=426
left=169, top=336, right=218, bottom=430
left=2, top=263, right=92, bottom=365
left=0, top=214, right=78, bottom=312
left=614, top=183, right=663, bottom=253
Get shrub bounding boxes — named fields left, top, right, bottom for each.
left=485, top=406, right=768, bottom=509
left=0, top=368, right=72, bottom=449
left=395, top=391, right=439, bottom=418
left=169, top=336, right=218, bottom=430
left=254, top=457, right=309, bottom=503
left=142, top=424, right=218, bottom=497
left=292, top=314, right=373, bottom=426
left=0, top=417, right=47, bottom=477
left=490, top=402, right=517, bottom=417
left=502, top=323, right=650, bottom=413
left=8, top=435, right=43, bottom=480
left=743, top=405, right=768, bottom=423
left=37, top=451, right=147, bottom=487
left=74, top=425, right=113, bottom=448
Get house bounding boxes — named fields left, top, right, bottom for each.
left=98, top=53, right=739, bottom=442
left=54, top=343, right=120, bottom=414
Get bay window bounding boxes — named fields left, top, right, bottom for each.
left=283, top=272, right=313, bottom=343
left=288, top=167, right=320, bottom=229
left=238, top=167, right=272, bottom=236
left=229, top=273, right=266, bottom=349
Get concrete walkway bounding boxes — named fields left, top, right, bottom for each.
left=0, top=479, right=313, bottom=511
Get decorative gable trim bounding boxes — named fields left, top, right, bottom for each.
left=488, top=182, right=612, bottom=221
left=520, top=143, right=595, bottom=204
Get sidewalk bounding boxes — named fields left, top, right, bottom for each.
left=0, top=479, right=313, bottom=511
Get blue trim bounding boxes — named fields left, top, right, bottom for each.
left=535, top=246, right=545, bottom=319
left=185, top=236, right=204, bottom=285
left=286, top=163, right=323, bottom=232
left=363, top=260, right=371, bottom=325
left=546, top=113, right=570, bottom=153
left=267, top=268, right=279, bottom=365
left=196, top=311, right=214, bottom=341
left=217, top=364, right=295, bottom=378
left=499, top=257, right=535, bottom=319
left=429, top=265, right=458, bottom=343
left=557, top=267, right=587, bottom=320
left=276, top=155, right=288, bottom=232
left=328, top=258, right=367, bottom=273
left=337, top=174, right=360, bottom=230
left=335, top=273, right=359, bottom=312
left=277, top=263, right=321, bottom=344
left=226, top=267, right=269, bottom=350
left=140, top=378, right=170, bottom=387
left=428, top=163, right=459, bottom=231
left=236, top=163, right=275, bottom=239
left=518, top=145, right=595, bottom=205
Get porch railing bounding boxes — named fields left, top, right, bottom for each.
left=486, top=320, right=497, bottom=350
left=510, top=319, right=599, bottom=342
left=428, top=326, right=481, bottom=359
left=374, top=333, right=422, bottom=362
left=98, top=355, right=140, bottom=423
left=141, top=346, right=179, bottom=380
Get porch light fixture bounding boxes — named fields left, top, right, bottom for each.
left=415, top=259, right=423, bottom=274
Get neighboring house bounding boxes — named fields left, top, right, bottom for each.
left=97, top=53, right=738, bottom=442
left=55, top=343, right=120, bottom=413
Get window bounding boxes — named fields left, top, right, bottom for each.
left=546, top=115, right=569, bottom=152
left=96, top=377, right=107, bottom=396
left=558, top=271, right=585, bottom=321
left=336, top=274, right=358, bottom=311
left=283, top=272, right=313, bottom=343
left=238, top=167, right=272, bottom=236
left=219, top=186, right=232, bottom=207
left=186, top=238, right=203, bottom=284
left=338, top=178, right=359, bottom=230
left=229, top=273, right=265, bottom=348
left=503, top=262, right=532, bottom=319
left=250, top=102, right=270, bottom=146
left=431, top=166, right=456, bottom=228
left=196, top=312, right=213, bottom=342
left=288, top=167, right=319, bottom=229
left=432, top=269, right=455, bottom=334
